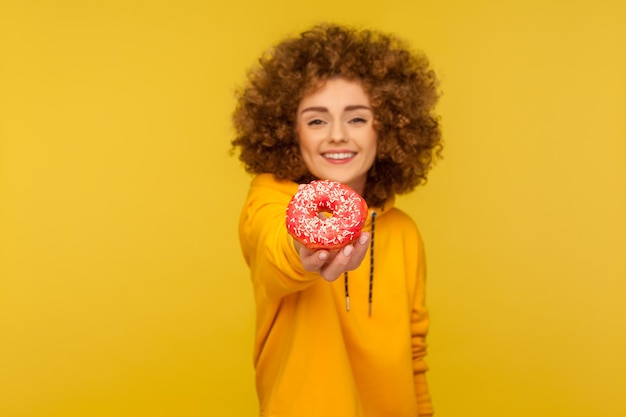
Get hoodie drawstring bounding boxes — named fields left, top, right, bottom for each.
left=344, top=211, right=376, bottom=316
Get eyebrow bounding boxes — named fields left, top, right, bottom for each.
left=300, top=105, right=372, bottom=114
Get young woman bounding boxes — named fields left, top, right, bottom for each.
left=232, top=23, right=442, bottom=417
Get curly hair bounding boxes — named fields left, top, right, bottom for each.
left=231, top=23, right=442, bottom=207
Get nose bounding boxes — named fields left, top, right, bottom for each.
left=329, top=122, right=347, bottom=143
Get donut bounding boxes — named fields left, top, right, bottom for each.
left=286, top=180, right=368, bottom=250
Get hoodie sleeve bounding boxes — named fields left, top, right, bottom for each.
left=239, top=175, right=322, bottom=302
left=410, top=228, right=433, bottom=417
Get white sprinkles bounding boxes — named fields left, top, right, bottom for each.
left=286, top=180, right=368, bottom=249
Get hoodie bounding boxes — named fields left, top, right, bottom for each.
left=238, top=174, right=432, bottom=417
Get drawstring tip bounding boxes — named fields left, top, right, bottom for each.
left=345, top=297, right=351, bottom=312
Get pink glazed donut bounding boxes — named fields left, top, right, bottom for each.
left=286, top=180, right=368, bottom=250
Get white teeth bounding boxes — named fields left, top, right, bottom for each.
left=323, top=152, right=355, bottom=160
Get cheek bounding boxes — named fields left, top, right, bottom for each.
left=366, top=148, right=377, bottom=168
left=297, top=135, right=309, bottom=154
left=368, top=133, right=378, bottom=157
left=298, top=138, right=316, bottom=167
left=297, top=130, right=318, bottom=154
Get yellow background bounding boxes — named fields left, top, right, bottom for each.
left=1, top=0, right=624, bottom=416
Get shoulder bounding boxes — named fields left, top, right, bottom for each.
left=239, top=175, right=298, bottom=250
left=240, top=174, right=299, bottom=230
left=377, top=207, right=424, bottom=248
left=371, top=196, right=416, bottom=230
left=246, top=174, right=299, bottom=203
left=380, top=207, right=418, bottom=230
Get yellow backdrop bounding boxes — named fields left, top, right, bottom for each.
left=1, top=1, right=624, bottom=416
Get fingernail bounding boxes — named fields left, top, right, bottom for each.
left=343, top=245, right=354, bottom=256
left=359, top=234, right=368, bottom=245
left=318, top=251, right=328, bottom=260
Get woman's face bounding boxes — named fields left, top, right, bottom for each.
left=296, top=77, right=377, bottom=196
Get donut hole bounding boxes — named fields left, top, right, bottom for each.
left=317, top=200, right=338, bottom=220
left=318, top=209, right=334, bottom=219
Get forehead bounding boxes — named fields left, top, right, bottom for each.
left=298, top=77, right=371, bottom=108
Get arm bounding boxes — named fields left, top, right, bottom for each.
left=239, top=190, right=317, bottom=301
left=239, top=179, right=370, bottom=300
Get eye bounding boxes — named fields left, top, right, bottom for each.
left=307, top=119, right=325, bottom=126
left=349, top=117, right=368, bottom=124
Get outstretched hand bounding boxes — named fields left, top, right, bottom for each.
left=295, top=232, right=371, bottom=282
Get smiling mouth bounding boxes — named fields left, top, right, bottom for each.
left=322, top=152, right=356, bottom=160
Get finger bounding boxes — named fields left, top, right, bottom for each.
left=318, top=247, right=355, bottom=281
left=318, top=233, right=370, bottom=281
left=299, top=247, right=330, bottom=272
left=345, top=232, right=370, bottom=269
